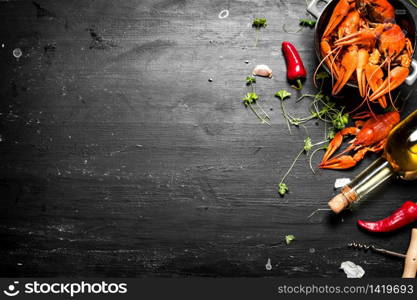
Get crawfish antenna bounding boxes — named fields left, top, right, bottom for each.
left=313, top=46, right=341, bottom=88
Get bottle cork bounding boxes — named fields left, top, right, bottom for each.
left=328, top=186, right=358, bottom=214
left=328, top=193, right=349, bottom=214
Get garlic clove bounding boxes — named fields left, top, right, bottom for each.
left=252, top=64, right=272, bottom=78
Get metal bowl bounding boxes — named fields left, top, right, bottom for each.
left=307, top=0, right=417, bottom=87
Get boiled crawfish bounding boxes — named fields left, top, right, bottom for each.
left=319, top=0, right=413, bottom=108
left=319, top=111, right=400, bottom=169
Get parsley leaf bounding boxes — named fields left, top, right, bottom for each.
left=252, top=18, right=267, bottom=29
left=327, top=128, right=336, bottom=140
left=252, top=18, right=267, bottom=47
left=304, top=137, right=312, bottom=152
left=285, top=235, right=296, bottom=245
left=275, top=90, right=291, bottom=101
left=332, top=112, right=349, bottom=130
left=242, top=92, right=259, bottom=107
left=278, top=182, right=289, bottom=196
left=246, top=76, right=256, bottom=86
left=291, top=118, right=301, bottom=126
left=275, top=89, right=292, bottom=133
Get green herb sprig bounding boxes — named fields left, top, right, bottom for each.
left=275, top=90, right=292, bottom=133
left=278, top=137, right=313, bottom=196
left=252, top=18, right=267, bottom=47
left=299, top=18, right=316, bottom=28
left=285, top=235, right=295, bottom=245
left=243, top=76, right=270, bottom=125
left=276, top=72, right=350, bottom=137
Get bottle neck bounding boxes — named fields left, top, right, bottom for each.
left=328, top=157, right=395, bottom=213
left=343, top=157, right=395, bottom=203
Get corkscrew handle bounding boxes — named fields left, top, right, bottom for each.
left=402, top=228, right=417, bottom=278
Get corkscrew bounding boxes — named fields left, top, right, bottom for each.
left=348, top=229, right=417, bottom=278
left=347, top=242, right=406, bottom=259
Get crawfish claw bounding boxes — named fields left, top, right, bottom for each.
left=369, top=66, right=410, bottom=102
left=322, top=0, right=355, bottom=38
left=321, top=127, right=359, bottom=164
left=319, top=155, right=357, bottom=169
left=332, top=46, right=358, bottom=95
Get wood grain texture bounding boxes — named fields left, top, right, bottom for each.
left=0, top=0, right=416, bottom=277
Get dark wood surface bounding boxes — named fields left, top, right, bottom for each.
left=0, top=0, right=416, bottom=278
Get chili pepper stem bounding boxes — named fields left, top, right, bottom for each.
left=291, top=79, right=303, bottom=90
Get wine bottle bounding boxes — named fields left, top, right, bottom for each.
left=329, top=110, right=417, bottom=214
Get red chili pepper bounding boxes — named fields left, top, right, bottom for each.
left=281, top=41, right=307, bottom=90
left=357, top=201, right=417, bottom=233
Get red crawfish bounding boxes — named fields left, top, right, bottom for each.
left=319, top=111, right=400, bottom=169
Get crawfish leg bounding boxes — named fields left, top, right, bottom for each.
left=352, top=111, right=374, bottom=120
left=354, top=120, right=365, bottom=128
left=349, top=140, right=385, bottom=166
left=365, top=63, right=387, bottom=108
left=367, top=139, right=386, bottom=153
left=352, top=147, right=370, bottom=162
left=406, top=38, right=413, bottom=57
left=334, top=28, right=379, bottom=48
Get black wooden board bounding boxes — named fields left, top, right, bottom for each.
left=0, top=0, right=416, bottom=277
